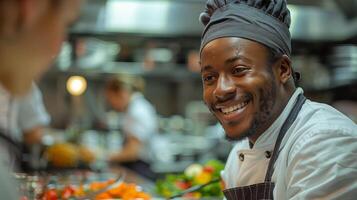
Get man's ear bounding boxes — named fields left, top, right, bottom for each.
left=276, top=55, right=292, bottom=84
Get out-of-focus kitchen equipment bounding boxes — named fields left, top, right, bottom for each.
left=292, top=55, right=330, bottom=90
left=185, top=101, right=217, bottom=136
left=150, top=112, right=230, bottom=175
left=73, top=0, right=357, bottom=41
left=328, top=45, right=357, bottom=88
left=74, top=38, right=120, bottom=69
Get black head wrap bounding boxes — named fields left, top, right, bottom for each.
left=199, top=0, right=291, bottom=57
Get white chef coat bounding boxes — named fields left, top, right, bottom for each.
left=17, top=84, right=50, bottom=132
left=0, top=84, right=18, bottom=137
left=0, top=84, right=20, bottom=168
left=122, top=92, right=158, bottom=161
left=0, top=83, right=50, bottom=168
left=221, top=87, right=357, bottom=200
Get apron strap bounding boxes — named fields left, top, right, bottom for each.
left=265, top=94, right=306, bottom=182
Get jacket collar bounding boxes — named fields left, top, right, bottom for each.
left=251, top=88, right=304, bottom=150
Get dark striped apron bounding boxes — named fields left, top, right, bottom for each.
left=223, top=94, right=306, bottom=200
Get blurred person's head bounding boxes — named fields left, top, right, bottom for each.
left=0, top=0, right=81, bottom=95
left=105, top=75, right=145, bottom=112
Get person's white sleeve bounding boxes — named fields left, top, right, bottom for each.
left=123, top=102, right=157, bottom=142
left=287, top=127, right=357, bottom=200
left=17, top=84, right=50, bottom=131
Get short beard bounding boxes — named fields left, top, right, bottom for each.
left=224, top=120, right=259, bottom=142
left=224, top=72, right=277, bottom=142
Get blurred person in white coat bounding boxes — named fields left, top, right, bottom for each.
left=105, top=75, right=158, bottom=180
left=0, top=83, right=50, bottom=169
left=0, top=0, right=81, bottom=199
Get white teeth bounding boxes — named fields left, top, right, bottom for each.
left=220, top=101, right=248, bottom=114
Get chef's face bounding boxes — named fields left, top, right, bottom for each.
left=200, top=37, right=282, bottom=142
left=105, top=88, right=131, bottom=112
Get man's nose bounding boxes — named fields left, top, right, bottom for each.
left=213, top=75, right=235, bottom=101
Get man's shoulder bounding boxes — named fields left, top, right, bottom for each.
left=129, top=94, right=154, bottom=112
left=297, top=99, right=356, bottom=134
left=284, top=99, right=357, bottom=158
left=127, top=103, right=154, bottom=121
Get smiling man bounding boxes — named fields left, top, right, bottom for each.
left=199, top=0, right=357, bottom=199
left=201, top=38, right=292, bottom=143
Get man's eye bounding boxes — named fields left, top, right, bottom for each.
left=232, top=66, right=249, bottom=75
left=202, top=75, right=216, bottom=84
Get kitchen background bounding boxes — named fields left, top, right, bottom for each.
left=36, top=0, right=357, bottom=176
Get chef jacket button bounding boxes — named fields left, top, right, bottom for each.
left=265, top=151, right=271, bottom=159
left=239, top=153, right=244, bottom=161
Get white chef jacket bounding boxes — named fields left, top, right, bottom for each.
left=17, top=84, right=50, bottom=132
left=221, top=88, right=357, bottom=200
left=0, top=85, right=18, bottom=137
left=0, top=83, right=50, bottom=168
left=122, top=92, right=158, bottom=161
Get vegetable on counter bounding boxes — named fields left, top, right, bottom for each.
left=45, top=143, right=96, bottom=168
left=41, top=179, right=151, bottom=200
left=155, top=159, right=224, bottom=198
